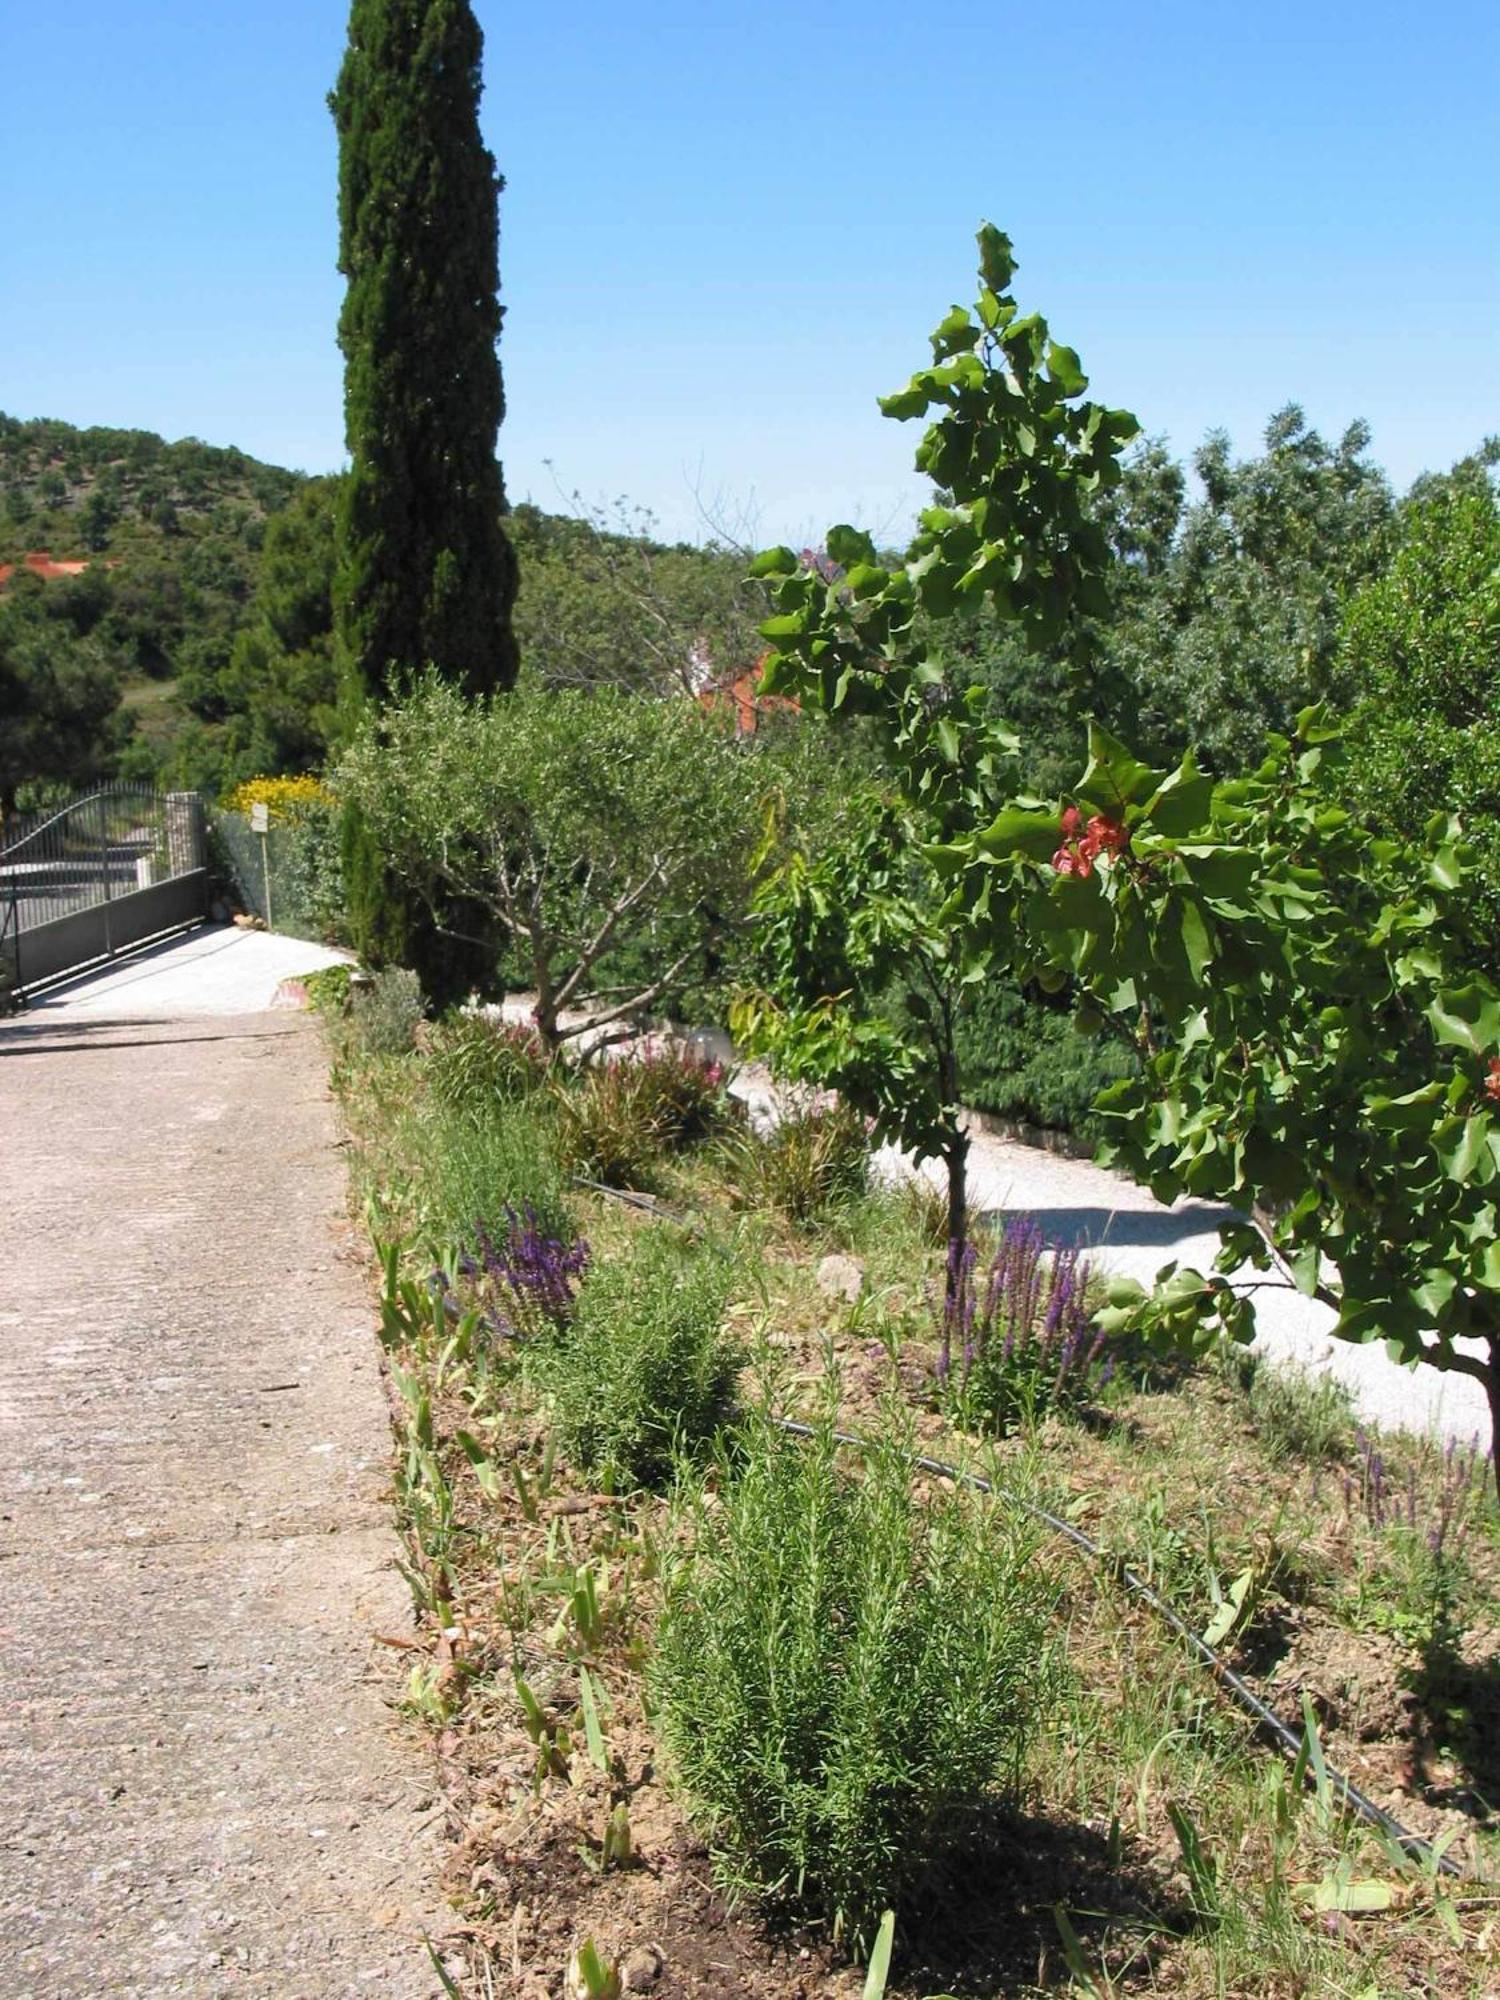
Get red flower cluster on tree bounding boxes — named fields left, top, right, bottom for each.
left=1485, top=1057, right=1500, bottom=1104
left=1052, top=805, right=1129, bottom=879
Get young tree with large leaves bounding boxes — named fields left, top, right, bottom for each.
left=741, top=227, right=1139, bottom=1282
left=749, top=228, right=1500, bottom=1470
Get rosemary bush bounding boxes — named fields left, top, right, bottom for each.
left=400, top=1093, right=571, bottom=1247
left=651, top=1413, right=1056, bottom=1952
left=543, top=1231, right=740, bottom=1490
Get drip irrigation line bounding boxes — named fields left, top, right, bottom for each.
left=767, top=1415, right=1465, bottom=1881
left=570, top=1176, right=675, bottom=1217
left=578, top=1179, right=1464, bottom=1877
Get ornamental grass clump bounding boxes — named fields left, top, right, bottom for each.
left=651, top=1413, right=1056, bottom=1953
left=720, top=1098, right=870, bottom=1225
left=426, top=1013, right=550, bottom=1112
left=556, top=1042, right=740, bottom=1192
left=939, top=1218, right=1109, bottom=1433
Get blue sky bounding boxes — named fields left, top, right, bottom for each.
left=3, top=1, right=1496, bottom=544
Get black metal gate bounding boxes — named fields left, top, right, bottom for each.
left=0, top=786, right=209, bottom=1000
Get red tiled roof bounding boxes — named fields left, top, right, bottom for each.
left=696, top=653, right=800, bottom=737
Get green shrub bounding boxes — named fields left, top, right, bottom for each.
left=347, top=966, right=424, bottom=1056
left=407, top=1095, right=572, bottom=1249
left=214, top=798, right=347, bottom=945
left=955, top=977, right=1137, bottom=1141
left=720, top=1099, right=870, bottom=1225
left=543, top=1232, right=739, bottom=1491
left=426, top=1012, right=550, bottom=1112
left=301, top=963, right=353, bottom=1016
left=650, top=1414, right=1056, bottom=1951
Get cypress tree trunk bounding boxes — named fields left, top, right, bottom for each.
left=330, top=0, right=519, bottom=982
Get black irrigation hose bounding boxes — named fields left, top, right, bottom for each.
left=768, top=1415, right=1467, bottom=1882
left=575, top=1178, right=1464, bottom=1878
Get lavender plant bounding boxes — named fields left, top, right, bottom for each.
left=1343, top=1426, right=1493, bottom=1649
left=938, top=1218, right=1110, bottom=1433
left=454, top=1204, right=590, bottom=1344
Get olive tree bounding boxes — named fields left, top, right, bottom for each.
left=340, top=678, right=771, bottom=1050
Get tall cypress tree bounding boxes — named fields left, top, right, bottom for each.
left=331, top=0, right=518, bottom=991
left=331, top=0, right=518, bottom=702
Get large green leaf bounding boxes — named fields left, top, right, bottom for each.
left=1077, top=723, right=1163, bottom=810
left=975, top=804, right=1062, bottom=860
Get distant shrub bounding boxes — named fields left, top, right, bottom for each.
left=939, top=1218, right=1112, bottom=1433
left=301, top=963, right=353, bottom=1015
left=651, top=1414, right=1056, bottom=1951
left=721, top=1099, right=869, bottom=1225
left=543, top=1232, right=739, bottom=1491
left=347, top=966, right=424, bottom=1057
left=426, top=1013, right=550, bottom=1112
left=626, top=1038, right=739, bottom=1144
left=955, top=978, right=1137, bottom=1141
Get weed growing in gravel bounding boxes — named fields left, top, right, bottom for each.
left=650, top=1407, right=1057, bottom=1954
left=542, top=1230, right=741, bottom=1491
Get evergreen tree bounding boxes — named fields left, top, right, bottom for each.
left=330, top=0, right=519, bottom=994
left=330, top=0, right=519, bottom=704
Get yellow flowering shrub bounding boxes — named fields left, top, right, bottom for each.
left=221, top=774, right=335, bottom=822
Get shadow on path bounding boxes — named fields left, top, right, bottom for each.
left=975, top=1201, right=1237, bottom=1255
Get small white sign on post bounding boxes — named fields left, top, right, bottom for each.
left=249, top=802, right=273, bottom=927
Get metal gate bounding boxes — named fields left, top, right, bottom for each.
left=0, top=786, right=209, bottom=1000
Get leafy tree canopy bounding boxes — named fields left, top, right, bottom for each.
left=340, top=678, right=782, bottom=1046
left=0, top=581, right=127, bottom=819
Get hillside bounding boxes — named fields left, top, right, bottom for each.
left=0, top=412, right=302, bottom=560
left=0, top=413, right=309, bottom=790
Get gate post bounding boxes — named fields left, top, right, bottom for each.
left=165, top=793, right=206, bottom=878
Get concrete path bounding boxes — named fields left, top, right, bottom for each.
left=0, top=935, right=441, bottom=1997
left=25, top=923, right=353, bottom=1021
